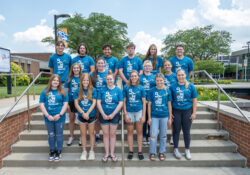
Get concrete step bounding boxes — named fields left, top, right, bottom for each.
left=19, top=129, right=229, bottom=141
left=28, top=119, right=218, bottom=130
left=31, top=111, right=215, bottom=121
left=11, top=140, right=237, bottom=153
left=3, top=152, right=246, bottom=167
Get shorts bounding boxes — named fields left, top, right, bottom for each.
left=78, top=116, right=97, bottom=124
left=99, top=113, right=120, bottom=126
left=127, top=110, right=142, bottom=122
left=69, top=101, right=78, bottom=113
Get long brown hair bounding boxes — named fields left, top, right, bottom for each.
left=144, top=44, right=157, bottom=70
left=128, top=70, right=140, bottom=88
left=67, top=63, right=82, bottom=84
left=176, top=69, right=189, bottom=89
left=92, top=57, right=105, bottom=87
left=78, top=73, right=93, bottom=101
left=45, top=74, right=65, bottom=96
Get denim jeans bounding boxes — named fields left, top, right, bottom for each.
left=45, top=121, right=65, bottom=151
left=149, top=117, right=168, bottom=154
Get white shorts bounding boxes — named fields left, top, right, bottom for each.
left=127, top=110, right=143, bottom=122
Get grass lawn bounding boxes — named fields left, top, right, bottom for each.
left=0, top=84, right=47, bottom=99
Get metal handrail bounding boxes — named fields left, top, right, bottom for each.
left=0, top=72, right=51, bottom=128
left=193, top=70, right=250, bottom=123
left=0, top=73, right=35, bottom=101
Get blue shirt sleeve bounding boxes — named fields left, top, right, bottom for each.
left=89, top=56, right=95, bottom=66
left=191, top=84, right=198, bottom=98
left=138, top=58, right=143, bottom=71
left=48, top=56, right=53, bottom=68
left=118, top=88, right=123, bottom=101
left=73, top=91, right=79, bottom=100
left=167, top=89, right=172, bottom=101
left=97, top=90, right=102, bottom=100
left=63, top=89, right=69, bottom=102
left=147, top=89, right=152, bottom=102
left=188, top=58, right=194, bottom=72
left=64, top=81, right=70, bottom=88
left=123, top=88, right=127, bottom=98
left=119, top=57, right=124, bottom=69
left=92, top=88, right=97, bottom=99
left=114, top=58, right=119, bottom=69
left=69, top=55, right=72, bottom=68
left=39, top=89, right=46, bottom=103
left=141, top=86, right=146, bottom=98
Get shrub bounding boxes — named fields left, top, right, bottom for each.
left=194, top=60, right=225, bottom=74
left=196, top=86, right=231, bottom=101
left=0, top=62, right=30, bottom=86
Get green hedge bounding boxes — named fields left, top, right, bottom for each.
left=34, top=77, right=50, bottom=84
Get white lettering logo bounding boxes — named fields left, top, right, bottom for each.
left=105, top=91, right=112, bottom=103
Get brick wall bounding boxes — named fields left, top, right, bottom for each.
left=214, top=111, right=250, bottom=167
left=0, top=108, right=37, bottom=168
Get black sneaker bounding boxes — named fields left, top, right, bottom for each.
left=95, top=136, right=100, bottom=145
left=138, top=152, right=144, bottom=160
left=127, top=151, right=133, bottom=160
left=48, top=150, right=55, bottom=162
left=54, top=150, right=62, bottom=162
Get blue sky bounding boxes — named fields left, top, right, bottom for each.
left=1, top=0, right=250, bottom=55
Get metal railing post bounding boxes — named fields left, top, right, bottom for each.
left=121, top=111, right=125, bottom=175
left=14, top=75, right=17, bottom=102
left=217, top=89, right=221, bottom=130
left=27, top=89, right=31, bottom=132
left=32, top=74, right=35, bottom=100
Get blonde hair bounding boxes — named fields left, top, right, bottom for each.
left=78, top=73, right=93, bottom=101
left=46, top=74, right=65, bottom=96
left=155, top=73, right=168, bottom=95
left=176, top=69, right=189, bottom=89
left=128, top=70, right=140, bottom=88
left=67, top=63, right=82, bottom=84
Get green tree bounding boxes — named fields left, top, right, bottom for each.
left=194, top=60, right=225, bottom=74
left=42, top=13, right=129, bottom=60
left=161, top=25, right=232, bottom=61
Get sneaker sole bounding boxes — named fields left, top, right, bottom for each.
left=173, top=154, right=181, bottom=159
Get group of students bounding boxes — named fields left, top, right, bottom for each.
left=39, top=41, right=198, bottom=162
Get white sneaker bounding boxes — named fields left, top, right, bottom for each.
left=174, top=148, right=181, bottom=159
left=185, top=149, right=192, bottom=160
left=67, top=137, right=73, bottom=146
left=88, top=150, right=95, bottom=160
left=170, top=136, right=174, bottom=145
left=80, top=151, right=87, bottom=160
left=143, top=137, right=147, bottom=145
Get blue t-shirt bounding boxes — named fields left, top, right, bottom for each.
left=48, top=53, right=72, bottom=84
left=123, top=85, right=146, bottom=112
left=169, top=56, right=194, bottom=80
left=72, top=55, right=95, bottom=74
left=39, top=88, right=69, bottom=123
left=148, top=56, right=163, bottom=75
left=90, top=71, right=108, bottom=91
left=164, top=73, right=177, bottom=89
left=73, top=88, right=97, bottom=118
left=102, top=56, right=119, bottom=74
left=147, top=87, right=172, bottom=118
left=119, top=56, right=143, bottom=82
left=139, top=74, right=155, bottom=97
left=97, top=86, right=123, bottom=115
left=64, top=76, right=80, bottom=102
left=170, top=82, right=198, bottom=110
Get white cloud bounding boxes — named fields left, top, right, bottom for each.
left=176, top=9, right=201, bottom=29
left=132, top=31, right=163, bottom=54
left=0, top=14, right=5, bottom=21
left=48, top=9, right=58, bottom=15
left=0, top=32, right=7, bottom=38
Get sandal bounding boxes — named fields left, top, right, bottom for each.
left=149, top=154, right=156, bottom=161
left=127, top=151, right=133, bottom=160
left=158, top=153, right=166, bottom=161
left=138, top=152, right=144, bottom=160
left=102, top=155, right=109, bottom=162
left=110, top=155, right=118, bottom=162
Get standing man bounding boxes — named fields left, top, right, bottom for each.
left=72, top=43, right=95, bottom=74
left=169, top=45, right=194, bottom=81
left=49, top=41, right=72, bottom=85
left=119, top=43, right=143, bottom=85
left=102, top=44, right=119, bottom=78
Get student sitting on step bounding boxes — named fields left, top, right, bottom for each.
left=97, top=71, right=123, bottom=162
left=147, top=73, right=172, bottom=161
left=170, top=69, right=198, bottom=160
left=123, top=70, right=146, bottom=160
left=74, top=73, right=97, bottom=160
left=39, top=74, right=68, bottom=162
